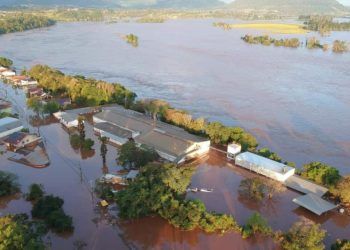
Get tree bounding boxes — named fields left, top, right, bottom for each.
left=264, top=179, right=286, bottom=199
left=331, top=239, right=350, bottom=250
left=77, top=116, right=85, bottom=141
left=0, top=170, right=20, bottom=197
left=331, top=175, right=350, bottom=205
left=239, top=178, right=266, bottom=201
left=333, top=40, right=348, bottom=53
left=27, top=97, right=43, bottom=116
left=100, top=136, right=108, bottom=165
left=0, top=57, right=13, bottom=67
left=46, top=210, right=74, bottom=233
left=301, top=162, right=341, bottom=187
left=242, top=212, right=272, bottom=238
left=26, top=183, right=44, bottom=201
left=118, top=141, right=158, bottom=170
left=0, top=214, right=46, bottom=250
left=281, top=220, right=326, bottom=250
left=42, top=101, right=60, bottom=114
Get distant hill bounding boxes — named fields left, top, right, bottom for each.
left=0, top=0, right=224, bottom=8
left=229, top=0, right=347, bottom=14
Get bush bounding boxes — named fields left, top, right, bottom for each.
left=70, top=135, right=94, bottom=150
left=43, top=101, right=60, bottom=114
left=331, top=239, right=350, bottom=250
left=46, top=210, right=74, bottom=233
left=242, top=212, right=272, bottom=238
left=0, top=170, right=20, bottom=197
left=26, top=183, right=44, bottom=201
left=31, top=195, right=64, bottom=219
left=281, top=221, right=326, bottom=250
left=70, top=134, right=81, bottom=149
left=331, top=175, right=350, bottom=205
left=0, top=214, right=46, bottom=250
left=31, top=195, right=74, bottom=233
left=301, top=162, right=341, bottom=187
left=81, top=138, right=94, bottom=150
left=238, top=178, right=266, bottom=201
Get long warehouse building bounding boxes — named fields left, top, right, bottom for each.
left=93, top=106, right=210, bottom=164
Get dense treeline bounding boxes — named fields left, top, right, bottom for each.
left=242, top=35, right=300, bottom=48
left=301, top=15, right=350, bottom=33
left=0, top=14, right=56, bottom=35
left=28, top=65, right=136, bottom=107
left=116, top=163, right=241, bottom=233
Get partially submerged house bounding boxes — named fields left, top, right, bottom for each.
left=1, top=70, right=15, bottom=77
left=27, top=87, right=44, bottom=97
left=235, top=152, right=295, bottom=182
left=0, top=117, right=23, bottom=138
left=53, top=111, right=79, bottom=128
left=19, top=78, right=38, bottom=86
left=0, top=99, right=12, bottom=113
left=93, top=107, right=210, bottom=164
left=3, top=132, right=41, bottom=152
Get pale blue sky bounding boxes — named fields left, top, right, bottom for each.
left=221, top=0, right=350, bottom=6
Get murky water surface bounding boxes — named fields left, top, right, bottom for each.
left=0, top=19, right=349, bottom=249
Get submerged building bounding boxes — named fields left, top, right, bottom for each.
left=93, top=106, right=210, bottom=164
left=0, top=117, right=23, bottom=138
left=235, top=152, right=295, bottom=182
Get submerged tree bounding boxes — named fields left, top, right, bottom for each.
left=100, top=136, right=108, bottom=165
left=0, top=170, right=20, bottom=197
left=77, top=116, right=85, bottom=141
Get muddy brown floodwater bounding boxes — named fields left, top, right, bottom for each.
left=0, top=19, right=349, bottom=249
left=0, top=81, right=349, bottom=250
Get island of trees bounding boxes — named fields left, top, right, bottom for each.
left=125, top=34, right=139, bottom=47
left=0, top=14, right=56, bottom=35
left=242, top=34, right=349, bottom=53
left=301, top=15, right=350, bottom=34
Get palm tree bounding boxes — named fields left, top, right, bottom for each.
left=100, top=136, right=108, bottom=165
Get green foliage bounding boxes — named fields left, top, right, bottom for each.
left=331, top=175, right=350, bottom=205
left=0, top=214, right=46, bottom=250
left=26, top=183, right=44, bottom=202
left=0, top=112, right=17, bottom=119
left=20, top=128, right=30, bottom=133
left=0, top=57, right=13, bottom=67
left=242, top=34, right=300, bottom=48
left=26, top=96, right=43, bottom=115
left=115, top=163, right=239, bottom=234
left=239, top=178, right=266, bottom=201
left=256, top=148, right=282, bottom=162
left=118, top=141, right=159, bottom=170
left=205, top=122, right=258, bottom=150
left=46, top=210, right=74, bottom=233
left=70, top=134, right=94, bottom=150
left=301, top=162, right=341, bottom=187
left=242, top=212, right=272, bottom=238
left=0, top=14, right=55, bottom=35
left=306, top=37, right=324, bottom=49
left=77, top=116, right=85, bottom=140
left=331, top=239, right=350, bottom=250
left=31, top=195, right=74, bottom=233
left=28, top=65, right=136, bottom=107
left=42, top=101, right=60, bottom=114
left=125, top=34, right=139, bottom=47
left=303, top=15, right=350, bottom=34
left=94, top=181, right=114, bottom=201
left=281, top=221, right=326, bottom=250
left=0, top=170, right=20, bottom=197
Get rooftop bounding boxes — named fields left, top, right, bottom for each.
left=3, top=132, right=27, bottom=144
left=293, top=193, right=337, bottom=216
left=235, top=152, right=294, bottom=174
left=95, top=122, right=133, bottom=139
left=60, top=112, right=78, bottom=123
left=285, top=175, right=329, bottom=197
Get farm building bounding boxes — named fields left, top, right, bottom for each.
left=93, top=107, right=210, bottom=164
left=0, top=117, right=23, bottom=138
left=235, top=152, right=295, bottom=182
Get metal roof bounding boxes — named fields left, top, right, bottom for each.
left=235, top=152, right=294, bottom=174
left=285, top=175, right=329, bottom=197
left=0, top=117, right=22, bottom=134
left=293, top=193, right=337, bottom=215
left=95, top=122, right=133, bottom=139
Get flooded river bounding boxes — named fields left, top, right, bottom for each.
left=0, top=19, right=349, bottom=249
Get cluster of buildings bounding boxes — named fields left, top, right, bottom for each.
left=227, top=146, right=337, bottom=216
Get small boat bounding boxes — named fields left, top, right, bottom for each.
left=187, top=188, right=198, bottom=192
left=200, top=188, right=214, bottom=193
